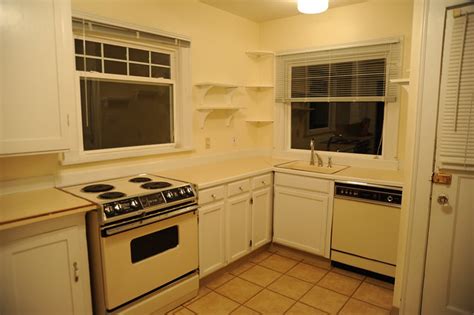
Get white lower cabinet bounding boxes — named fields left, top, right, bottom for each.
left=198, top=172, right=273, bottom=278
left=226, top=193, right=252, bottom=263
left=198, top=201, right=226, bottom=277
left=0, top=214, right=92, bottom=315
left=273, top=172, right=333, bottom=258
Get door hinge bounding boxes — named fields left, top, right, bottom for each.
left=66, top=114, right=70, bottom=127
left=432, top=172, right=452, bottom=185
left=250, top=198, right=253, bottom=205
left=249, top=240, right=253, bottom=247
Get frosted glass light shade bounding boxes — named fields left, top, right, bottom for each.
left=297, top=0, right=329, bottom=14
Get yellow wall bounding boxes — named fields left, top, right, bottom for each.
left=260, top=0, right=413, bottom=165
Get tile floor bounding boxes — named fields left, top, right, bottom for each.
left=169, top=246, right=394, bottom=315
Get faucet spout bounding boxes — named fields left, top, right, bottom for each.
left=309, top=138, right=323, bottom=167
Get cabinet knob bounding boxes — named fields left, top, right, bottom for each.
left=211, top=194, right=216, bottom=199
left=239, top=186, right=244, bottom=191
left=437, top=194, right=449, bottom=206
left=261, top=181, right=266, bottom=185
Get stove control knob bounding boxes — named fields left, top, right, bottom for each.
left=186, top=186, right=193, bottom=194
left=131, top=199, right=139, bottom=208
left=104, top=205, right=114, bottom=216
left=166, top=191, right=174, bottom=199
left=114, top=204, right=122, bottom=213
left=179, top=188, right=186, bottom=195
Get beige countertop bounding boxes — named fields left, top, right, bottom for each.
left=0, top=188, right=96, bottom=231
left=159, top=157, right=404, bottom=189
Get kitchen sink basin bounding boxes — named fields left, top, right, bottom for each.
left=276, top=160, right=349, bottom=174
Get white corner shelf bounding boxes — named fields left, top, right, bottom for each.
left=390, top=78, right=410, bottom=92
left=245, top=50, right=275, bottom=58
left=196, top=106, right=246, bottom=129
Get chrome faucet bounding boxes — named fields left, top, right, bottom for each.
left=310, top=138, right=323, bottom=167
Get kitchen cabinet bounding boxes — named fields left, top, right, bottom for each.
left=198, top=172, right=273, bottom=278
left=0, top=0, right=75, bottom=155
left=0, top=213, right=92, bottom=315
left=273, top=172, right=333, bottom=258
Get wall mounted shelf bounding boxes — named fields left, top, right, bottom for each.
left=245, top=84, right=274, bottom=90
left=195, top=82, right=240, bottom=107
left=196, top=106, right=246, bottom=129
left=390, top=78, right=410, bottom=92
left=245, top=50, right=275, bottom=58
left=245, top=119, right=274, bottom=126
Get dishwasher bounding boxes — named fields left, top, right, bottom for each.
left=331, top=181, right=402, bottom=277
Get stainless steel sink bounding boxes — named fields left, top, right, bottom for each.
left=277, top=160, right=349, bottom=174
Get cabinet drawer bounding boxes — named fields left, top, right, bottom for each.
left=199, top=186, right=225, bottom=205
left=275, top=173, right=331, bottom=194
left=252, top=173, right=273, bottom=190
left=227, top=179, right=251, bottom=197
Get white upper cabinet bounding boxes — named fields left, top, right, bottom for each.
left=0, top=0, right=75, bottom=155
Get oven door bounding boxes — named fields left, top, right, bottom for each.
left=100, top=210, right=198, bottom=310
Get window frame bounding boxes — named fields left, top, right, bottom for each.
left=62, top=27, right=192, bottom=165
left=273, top=39, right=402, bottom=169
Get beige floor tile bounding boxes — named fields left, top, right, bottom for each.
left=245, top=289, right=295, bottom=314
left=187, top=291, right=239, bottom=315
left=259, top=254, right=298, bottom=273
left=267, top=275, right=313, bottom=300
left=287, top=262, right=328, bottom=284
left=300, top=286, right=348, bottom=314
left=301, top=256, right=332, bottom=270
left=353, top=283, right=393, bottom=310
left=318, top=272, right=362, bottom=296
left=204, top=272, right=235, bottom=290
left=215, top=277, right=263, bottom=304
left=239, top=265, right=282, bottom=287
left=228, top=261, right=256, bottom=276
left=167, top=306, right=195, bottom=315
left=274, top=247, right=306, bottom=261
left=339, top=298, right=390, bottom=315
left=183, top=286, right=212, bottom=306
left=364, top=277, right=395, bottom=290
left=230, top=305, right=260, bottom=315
left=286, top=302, right=328, bottom=315
left=331, top=267, right=365, bottom=281
left=249, top=251, right=272, bottom=263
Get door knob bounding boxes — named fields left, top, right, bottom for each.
left=437, top=194, right=449, bottom=205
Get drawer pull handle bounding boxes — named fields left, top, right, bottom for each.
left=211, top=194, right=216, bottom=199
left=73, top=262, right=79, bottom=282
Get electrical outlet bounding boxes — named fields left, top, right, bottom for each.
left=205, top=137, right=211, bottom=149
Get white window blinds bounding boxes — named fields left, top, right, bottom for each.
left=437, top=11, right=474, bottom=170
left=275, top=40, right=401, bottom=103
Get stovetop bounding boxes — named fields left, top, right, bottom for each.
left=60, top=174, right=196, bottom=224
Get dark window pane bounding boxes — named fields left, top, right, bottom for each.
left=129, top=48, right=149, bottom=63
left=151, top=66, right=170, bottom=79
left=85, top=41, right=101, bottom=57
left=85, top=58, right=102, bottom=72
left=104, top=60, right=127, bottom=75
left=291, top=102, right=384, bottom=155
left=130, top=63, right=150, bottom=77
left=75, top=56, right=84, bottom=71
left=80, top=78, right=173, bottom=150
left=75, top=39, right=84, bottom=54
left=130, top=226, right=178, bottom=263
left=104, top=44, right=126, bottom=60
left=151, top=52, right=170, bottom=66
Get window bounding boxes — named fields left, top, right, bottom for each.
left=63, top=15, right=192, bottom=164
left=275, top=40, right=401, bottom=159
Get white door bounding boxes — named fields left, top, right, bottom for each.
left=198, top=201, right=226, bottom=278
left=422, top=3, right=474, bottom=314
left=273, top=186, right=328, bottom=256
left=1, top=226, right=91, bottom=315
left=0, top=0, right=74, bottom=155
left=226, top=193, right=251, bottom=263
left=251, top=186, right=273, bottom=249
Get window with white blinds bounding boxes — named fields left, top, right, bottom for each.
left=275, top=40, right=402, bottom=103
left=437, top=11, right=474, bottom=170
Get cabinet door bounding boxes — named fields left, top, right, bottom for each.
left=0, top=0, right=75, bottom=155
left=199, top=201, right=226, bottom=278
left=1, top=226, right=92, bottom=315
left=251, top=187, right=273, bottom=249
left=226, top=193, right=251, bottom=263
left=273, top=186, right=328, bottom=256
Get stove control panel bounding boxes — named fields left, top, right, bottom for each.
left=103, top=197, right=143, bottom=218
left=164, top=185, right=195, bottom=202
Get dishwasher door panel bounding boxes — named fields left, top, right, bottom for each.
left=331, top=198, right=400, bottom=265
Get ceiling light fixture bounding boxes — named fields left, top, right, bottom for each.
left=297, top=0, right=329, bottom=14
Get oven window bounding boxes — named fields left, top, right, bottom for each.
left=130, top=226, right=178, bottom=263
left=80, top=78, right=174, bottom=151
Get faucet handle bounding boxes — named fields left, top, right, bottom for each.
left=327, top=156, right=333, bottom=168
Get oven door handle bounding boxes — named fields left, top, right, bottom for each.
left=102, top=204, right=198, bottom=236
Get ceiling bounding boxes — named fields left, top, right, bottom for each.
left=198, top=0, right=367, bottom=23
